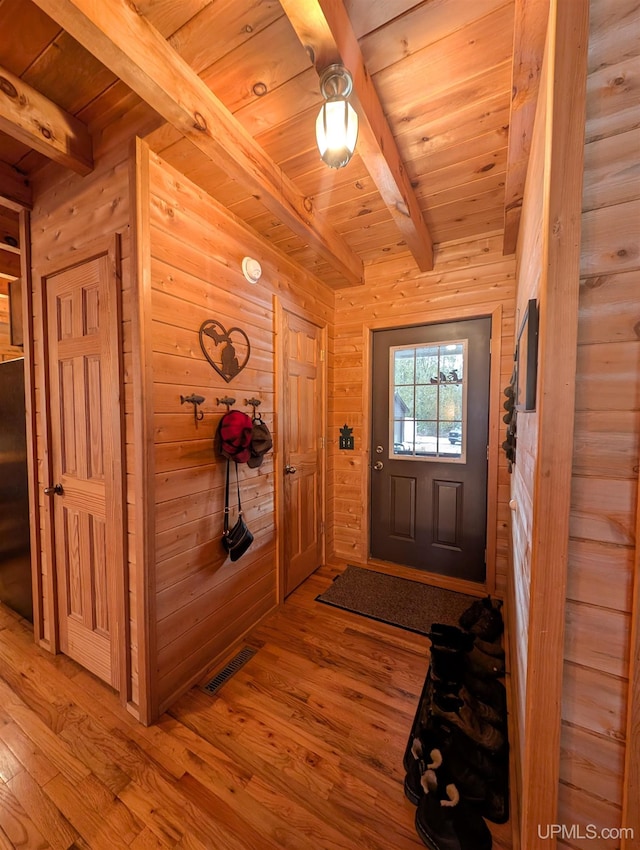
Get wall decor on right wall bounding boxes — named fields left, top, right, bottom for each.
left=515, top=299, right=539, bottom=411
left=199, top=319, right=251, bottom=383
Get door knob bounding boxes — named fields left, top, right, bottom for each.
left=285, top=465, right=297, bottom=474
left=373, top=461, right=384, bottom=471
left=44, top=483, right=64, bottom=496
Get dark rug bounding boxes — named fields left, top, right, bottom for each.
left=315, top=565, right=478, bottom=636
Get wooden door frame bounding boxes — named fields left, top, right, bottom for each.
left=622, top=482, right=640, bottom=846
left=34, top=233, right=129, bottom=704
left=361, top=304, right=503, bottom=597
left=274, top=297, right=327, bottom=604
left=18, top=210, right=44, bottom=645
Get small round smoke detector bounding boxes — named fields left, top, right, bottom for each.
left=242, top=256, right=262, bottom=284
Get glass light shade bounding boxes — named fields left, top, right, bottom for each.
left=315, top=97, right=358, bottom=169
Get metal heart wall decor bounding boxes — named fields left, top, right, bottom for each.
left=199, top=319, right=251, bottom=383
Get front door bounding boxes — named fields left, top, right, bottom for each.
left=44, top=243, right=125, bottom=688
left=370, top=317, right=491, bottom=583
left=281, top=308, right=325, bottom=596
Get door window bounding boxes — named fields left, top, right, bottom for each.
left=390, top=340, right=467, bottom=462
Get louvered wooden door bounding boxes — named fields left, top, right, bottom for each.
left=281, top=309, right=325, bottom=596
left=45, top=244, right=125, bottom=689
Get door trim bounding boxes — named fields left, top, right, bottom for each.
left=361, top=304, right=503, bottom=596
left=35, top=234, right=129, bottom=703
left=18, top=210, right=44, bottom=643
left=274, top=297, right=327, bottom=604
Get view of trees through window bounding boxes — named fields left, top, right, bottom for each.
left=391, top=341, right=465, bottom=458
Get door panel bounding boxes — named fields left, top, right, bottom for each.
left=282, top=309, right=324, bottom=596
left=46, top=249, right=124, bottom=688
left=371, top=318, right=491, bottom=583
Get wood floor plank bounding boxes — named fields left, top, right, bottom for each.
left=0, top=739, right=22, bottom=784
left=0, top=723, right=60, bottom=787
left=0, top=563, right=513, bottom=850
left=0, top=777, right=51, bottom=849
left=6, top=769, right=79, bottom=850
left=42, top=773, right=142, bottom=850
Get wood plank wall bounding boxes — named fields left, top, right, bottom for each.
left=508, top=5, right=549, bottom=812
left=558, top=0, right=640, bottom=845
left=330, top=237, right=516, bottom=591
left=0, top=292, right=23, bottom=360
left=143, top=146, right=334, bottom=716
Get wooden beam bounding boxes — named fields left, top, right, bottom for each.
left=30, top=0, right=363, bottom=288
left=0, top=206, right=20, bottom=248
left=0, top=64, right=93, bottom=176
left=0, top=247, right=20, bottom=279
left=0, top=160, right=32, bottom=210
left=503, top=0, right=550, bottom=255
left=280, top=0, right=434, bottom=272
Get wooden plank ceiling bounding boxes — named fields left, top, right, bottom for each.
left=0, top=0, right=540, bottom=288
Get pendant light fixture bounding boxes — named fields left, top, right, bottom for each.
left=315, top=64, right=358, bottom=169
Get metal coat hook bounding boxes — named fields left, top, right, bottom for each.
left=180, top=393, right=205, bottom=427
left=245, top=398, right=262, bottom=413
left=216, top=396, right=236, bottom=411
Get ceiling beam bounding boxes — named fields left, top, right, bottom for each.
left=30, top=0, right=363, bottom=288
left=0, top=206, right=20, bottom=248
left=0, top=64, right=93, bottom=176
left=0, top=248, right=20, bottom=280
left=503, top=0, right=550, bottom=255
left=0, top=160, right=32, bottom=211
left=280, top=0, right=434, bottom=272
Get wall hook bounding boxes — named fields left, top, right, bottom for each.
left=216, top=396, right=236, bottom=411
left=180, top=393, right=205, bottom=427
left=245, top=397, right=262, bottom=412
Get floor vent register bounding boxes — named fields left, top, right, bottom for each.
left=202, top=646, right=258, bottom=695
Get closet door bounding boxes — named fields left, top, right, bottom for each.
left=281, top=308, right=325, bottom=596
left=44, top=240, right=125, bottom=690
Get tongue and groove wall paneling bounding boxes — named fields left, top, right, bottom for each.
left=330, top=238, right=515, bottom=593
left=512, top=1, right=588, bottom=845
left=506, top=2, right=550, bottom=827
left=143, top=145, right=333, bottom=717
left=559, top=0, right=640, bottom=846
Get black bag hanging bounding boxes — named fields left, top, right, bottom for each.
left=222, top=459, right=254, bottom=561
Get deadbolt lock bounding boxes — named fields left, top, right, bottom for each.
left=375, top=445, right=383, bottom=453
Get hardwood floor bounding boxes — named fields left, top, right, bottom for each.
left=0, top=563, right=513, bottom=849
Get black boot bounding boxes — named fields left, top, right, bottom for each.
left=415, top=779, right=492, bottom=850
left=459, top=595, right=504, bottom=642
left=403, top=732, right=444, bottom=805
left=464, top=673, right=507, bottom=715
left=430, top=646, right=466, bottom=689
left=431, top=692, right=505, bottom=754
left=428, top=624, right=475, bottom=652
left=435, top=681, right=504, bottom=729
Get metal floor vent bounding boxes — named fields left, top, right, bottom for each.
left=202, top=646, right=257, bottom=695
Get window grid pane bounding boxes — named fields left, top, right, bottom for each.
left=390, top=340, right=467, bottom=461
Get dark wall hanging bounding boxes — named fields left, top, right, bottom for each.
left=339, top=424, right=354, bottom=450
left=199, top=319, right=251, bottom=383
left=515, top=299, right=539, bottom=411
left=502, top=368, right=517, bottom=473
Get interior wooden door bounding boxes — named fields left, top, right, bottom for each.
left=281, top=309, right=325, bottom=596
left=44, top=242, right=125, bottom=690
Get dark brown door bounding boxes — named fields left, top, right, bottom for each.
left=370, top=317, right=491, bottom=583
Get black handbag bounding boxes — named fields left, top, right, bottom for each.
left=222, top=459, right=254, bottom=561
